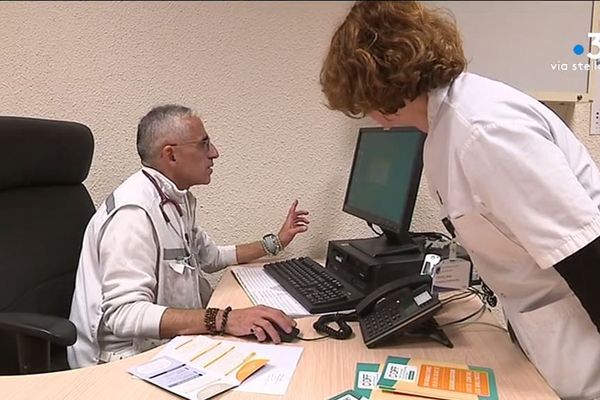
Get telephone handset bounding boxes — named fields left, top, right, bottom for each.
left=356, top=274, right=442, bottom=348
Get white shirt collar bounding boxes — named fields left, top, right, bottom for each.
left=141, top=167, right=187, bottom=204
left=427, top=73, right=470, bottom=134
left=427, top=84, right=450, bottom=134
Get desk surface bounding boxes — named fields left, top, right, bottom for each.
left=0, top=266, right=558, bottom=400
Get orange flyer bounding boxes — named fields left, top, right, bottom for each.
left=377, top=356, right=498, bottom=400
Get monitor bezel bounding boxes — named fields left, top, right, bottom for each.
left=342, top=126, right=425, bottom=237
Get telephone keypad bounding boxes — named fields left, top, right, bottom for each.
left=359, top=287, right=442, bottom=348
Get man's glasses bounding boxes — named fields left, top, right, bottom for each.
left=168, top=137, right=212, bottom=152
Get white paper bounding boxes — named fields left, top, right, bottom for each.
left=231, top=340, right=303, bottom=395
left=158, top=335, right=304, bottom=396
left=433, top=258, right=471, bottom=290
left=231, top=266, right=312, bottom=317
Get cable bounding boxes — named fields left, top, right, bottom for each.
left=468, top=284, right=498, bottom=308
left=450, top=321, right=508, bottom=332
left=441, top=290, right=476, bottom=305
left=438, top=303, right=486, bottom=328
left=310, top=312, right=357, bottom=341
left=296, top=334, right=330, bottom=342
left=367, top=222, right=383, bottom=237
left=411, top=231, right=453, bottom=242
left=480, top=281, right=498, bottom=307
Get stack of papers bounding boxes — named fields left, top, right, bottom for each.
left=129, top=335, right=303, bottom=399
left=329, top=357, right=498, bottom=400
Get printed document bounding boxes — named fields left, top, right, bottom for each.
left=132, top=335, right=304, bottom=397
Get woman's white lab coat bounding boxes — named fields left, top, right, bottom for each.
left=423, top=73, right=600, bottom=399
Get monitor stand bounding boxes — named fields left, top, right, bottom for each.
left=350, top=233, right=420, bottom=258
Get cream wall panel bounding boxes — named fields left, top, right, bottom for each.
left=0, top=2, right=593, bottom=286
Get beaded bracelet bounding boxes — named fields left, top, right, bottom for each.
left=204, top=307, right=220, bottom=335
left=219, top=306, right=233, bottom=335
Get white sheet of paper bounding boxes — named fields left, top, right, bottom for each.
left=231, top=266, right=312, bottom=317
left=158, top=336, right=304, bottom=396
left=232, top=341, right=303, bottom=395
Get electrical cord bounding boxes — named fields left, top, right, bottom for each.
left=480, top=281, right=498, bottom=307
left=441, top=290, right=476, bottom=305
left=468, top=284, right=498, bottom=308
left=296, top=334, right=329, bottom=342
left=367, top=222, right=383, bottom=237
left=298, top=312, right=357, bottom=341
left=438, top=283, right=499, bottom=328
left=450, top=321, right=508, bottom=332
left=438, top=303, right=486, bottom=328
left=411, top=231, right=453, bottom=242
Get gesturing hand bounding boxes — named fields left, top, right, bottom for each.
left=278, top=200, right=309, bottom=248
left=224, top=305, right=296, bottom=344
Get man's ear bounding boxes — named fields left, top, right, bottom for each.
left=161, top=145, right=177, bottom=163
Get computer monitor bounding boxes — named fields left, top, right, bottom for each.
left=343, top=126, right=425, bottom=257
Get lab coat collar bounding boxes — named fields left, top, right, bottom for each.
left=427, top=84, right=450, bottom=134
left=140, top=167, right=187, bottom=205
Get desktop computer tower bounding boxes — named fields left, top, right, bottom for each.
left=325, top=238, right=425, bottom=295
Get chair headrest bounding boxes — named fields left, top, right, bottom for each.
left=0, top=116, right=94, bottom=190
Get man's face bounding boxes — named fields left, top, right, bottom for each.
left=171, top=116, right=219, bottom=188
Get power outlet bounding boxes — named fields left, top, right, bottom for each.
left=593, top=104, right=600, bottom=135
left=592, top=70, right=600, bottom=135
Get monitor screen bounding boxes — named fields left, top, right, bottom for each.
left=343, top=127, right=425, bottom=240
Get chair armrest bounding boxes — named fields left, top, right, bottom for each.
left=0, top=312, right=76, bottom=346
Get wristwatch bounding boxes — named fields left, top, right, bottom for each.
left=261, top=233, right=283, bottom=256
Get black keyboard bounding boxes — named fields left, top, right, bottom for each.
left=263, top=257, right=364, bottom=314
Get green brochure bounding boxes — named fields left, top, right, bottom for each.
left=327, top=389, right=369, bottom=400
left=353, top=363, right=380, bottom=399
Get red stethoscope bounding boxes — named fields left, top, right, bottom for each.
left=142, top=170, right=194, bottom=267
left=142, top=170, right=183, bottom=224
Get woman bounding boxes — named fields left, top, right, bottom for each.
left=320, top=2, right=600, bottom=399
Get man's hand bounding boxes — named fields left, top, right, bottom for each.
left=278, top=200, right=309, bottom=248
left=223, top=305, right=296, bottom=344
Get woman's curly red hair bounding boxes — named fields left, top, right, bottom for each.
left=320, top=1, right=467, bottom=118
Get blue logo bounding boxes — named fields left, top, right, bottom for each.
left=573, top=44, right=585, bottom=55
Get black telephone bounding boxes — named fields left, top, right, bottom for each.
left=356, top=274, right=443, bottom=348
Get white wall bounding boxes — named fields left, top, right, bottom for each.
left=1, top=1, right=594, bottom=272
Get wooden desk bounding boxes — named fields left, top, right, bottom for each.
left=0, top=267, right=558, bottom=399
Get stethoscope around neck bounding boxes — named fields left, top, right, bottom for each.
left=142, top=170, right=183, bottom=224
left=142, top=170, right=193, bottom=263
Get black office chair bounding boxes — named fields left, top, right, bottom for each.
left=0, top=116, right=95, bottom=374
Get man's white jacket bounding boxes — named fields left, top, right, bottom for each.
left=68, top=167, right=237, bottom=368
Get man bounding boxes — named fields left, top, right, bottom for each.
left=319, top=2, right=600, bottom=399
left=68, top=104, right=309, bottom=368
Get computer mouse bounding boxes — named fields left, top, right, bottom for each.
left=274, top=325, right=300, bottom=343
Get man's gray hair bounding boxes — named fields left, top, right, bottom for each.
left=136, top=104, right=198, bottom=165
